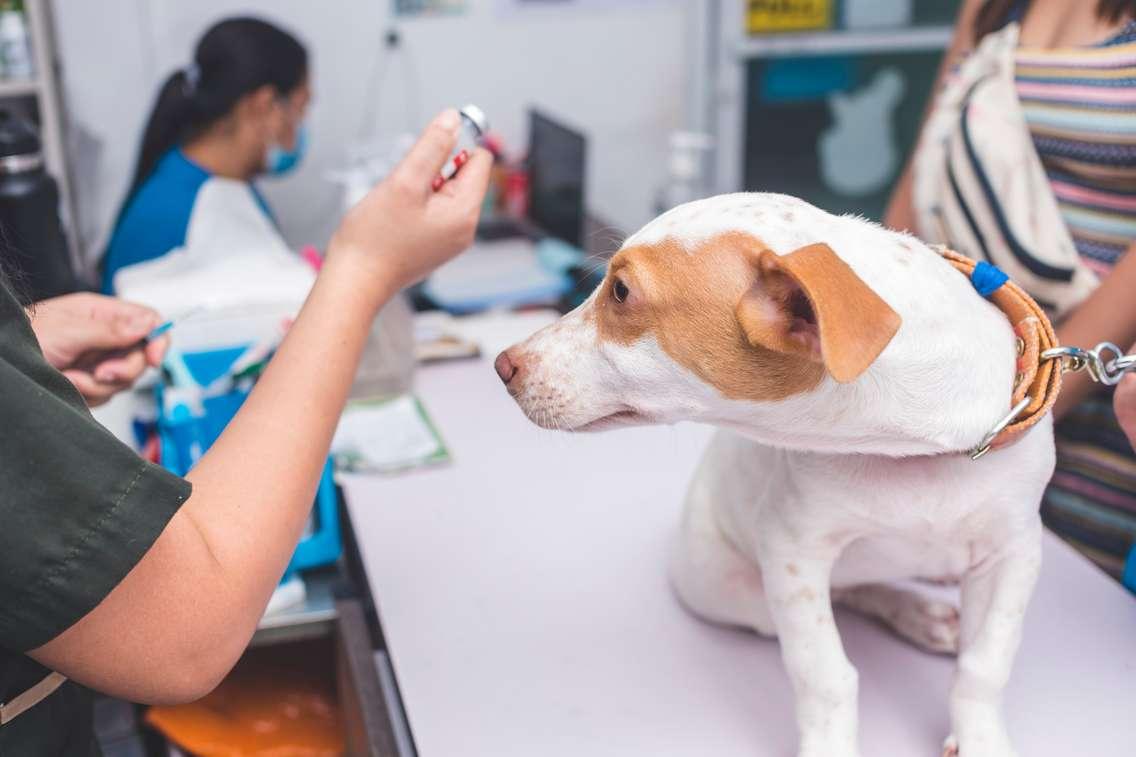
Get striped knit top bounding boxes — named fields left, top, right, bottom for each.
left=1011, top=16, right=1136, bottom=583
left=1017, top=21, right=1136, bottom=277
left=1015, top=20, right=1136, bottom=278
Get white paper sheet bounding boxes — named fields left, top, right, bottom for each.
left=332, top=395, right=445, bottom=473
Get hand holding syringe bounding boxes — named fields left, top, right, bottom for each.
left=431, top=104, right=488, bottom=191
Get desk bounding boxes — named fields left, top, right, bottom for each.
left=342, top=356, right=1136, bottom=757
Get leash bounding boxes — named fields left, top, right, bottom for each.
left=937, top=248, right=1136, bottom=460
left=1040, top=343, right=1136, bottom=386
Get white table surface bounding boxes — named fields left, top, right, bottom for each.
left=342, top=354, right=1136, bottom=757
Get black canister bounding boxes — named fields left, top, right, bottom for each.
left=0, top=110, right=74, bottom=300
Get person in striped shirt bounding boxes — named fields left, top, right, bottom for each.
left=889, top=0, right=1136, bottom=583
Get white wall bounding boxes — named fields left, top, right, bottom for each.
left=53, top=0, right=690, bottom=265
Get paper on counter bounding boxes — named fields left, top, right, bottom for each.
left=415, top=309, right=560, bottom=360
left=332, top=394, right=449, bottom=474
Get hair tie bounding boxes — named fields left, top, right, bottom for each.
left=182, top=63, right=201, bottom=95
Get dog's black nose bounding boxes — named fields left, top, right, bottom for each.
left=495, top=351, right=518, bottom=385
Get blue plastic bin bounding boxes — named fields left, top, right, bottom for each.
left=156, top=344, right=341, bottom=580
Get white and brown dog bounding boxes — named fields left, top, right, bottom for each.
left=495, top=193, right=1053, bottom=757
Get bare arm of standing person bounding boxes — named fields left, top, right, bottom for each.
left=1114, top=343, right=1136, bottom=448
left=29, top=110, right=492, bottom=704
left=1048, top=249, right=1136, bottom=418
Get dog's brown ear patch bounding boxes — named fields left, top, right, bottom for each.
left=736, top=243, right=901, bottom=383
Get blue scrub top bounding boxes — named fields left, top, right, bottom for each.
left=102, top=150, right=275, bottom=293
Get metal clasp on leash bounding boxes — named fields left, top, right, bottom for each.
left=970, top=341, right=1136, bottom=461
left=1041, top=342, right=1135, bottom=386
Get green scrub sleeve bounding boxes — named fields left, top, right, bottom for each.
left=0, top=283, right=190, bottom=653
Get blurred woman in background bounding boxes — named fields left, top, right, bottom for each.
left=101, top=16, right=310, bottom=292
left=889, top=0, right=1136, bottom=580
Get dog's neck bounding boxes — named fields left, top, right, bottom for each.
left=708, top=375, right=996, bottom=457
left=695, top=322, right=1017, bottom=457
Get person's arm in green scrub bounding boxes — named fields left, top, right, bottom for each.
left=29, top=109, right=491, bottom=704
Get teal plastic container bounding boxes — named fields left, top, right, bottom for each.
left=156, top=344, right=341, bottom=579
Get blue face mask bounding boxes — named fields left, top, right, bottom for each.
left=265, top=123, right=308, bottom=176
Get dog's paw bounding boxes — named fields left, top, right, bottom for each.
left=941, top=731, right=1019, bottom=757
left=797, top=725, right=861, bottom=757
left=836, top=585, right=959, bottom=654
left=894, top=595, right=960, bottom=654
left=799, top=742, right=859, bottom=757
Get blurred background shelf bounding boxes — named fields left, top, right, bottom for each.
left=704, top=0, right=963, bottom=221
left=736, top=25, right=954, bottom=58
left=0, top=0, right=79, bottom=274
left=0, top=76, right=38, bottom=96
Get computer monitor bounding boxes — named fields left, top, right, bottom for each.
left=527, top=110, right=586, bottom=248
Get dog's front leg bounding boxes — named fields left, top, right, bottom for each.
left=944, top=522, right=1042, bottom=757
left=758, top=535, right=859, bottom=757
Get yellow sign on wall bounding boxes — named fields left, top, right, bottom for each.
left=747, top=0, right=832, bottom=33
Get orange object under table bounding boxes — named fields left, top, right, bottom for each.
left=146, top=638, right=344, bottom=756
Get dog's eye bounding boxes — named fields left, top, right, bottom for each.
left=612, top=278, right=630, bottom=303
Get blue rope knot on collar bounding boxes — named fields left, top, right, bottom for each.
left=970, top=260, right=1009, bottom=298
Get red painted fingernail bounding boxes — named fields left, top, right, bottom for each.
left=432, top=175, right=445, bottom=191
left=455, top=149, right=469, bottom=167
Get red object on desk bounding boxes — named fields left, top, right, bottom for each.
left=141, top=433, right=161, bottom=465
left=300, top=246, right=324, bottom=272
left=503, top=168, right=528, bottom=218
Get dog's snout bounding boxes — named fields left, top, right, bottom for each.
left=494, top=350, right=518, bottom=385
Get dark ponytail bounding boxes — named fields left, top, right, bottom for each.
left=123, top=16, right=308, bottom=205
left=130, top=69, right=197, bottom=196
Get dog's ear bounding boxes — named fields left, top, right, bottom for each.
left=734, top=243, right=901, bottom=383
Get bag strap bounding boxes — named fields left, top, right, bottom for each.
left=0, top=672, right=67, bottom=726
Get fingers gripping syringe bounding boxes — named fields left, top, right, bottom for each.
left=431, top=104, right=488, bottom=192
